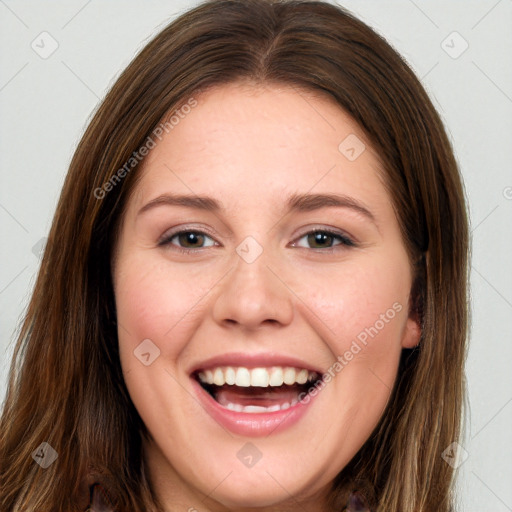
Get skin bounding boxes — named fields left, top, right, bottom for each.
left=112, top=82, right=421, bottom=512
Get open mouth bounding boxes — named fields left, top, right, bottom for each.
left=194, top=366, right=321, bottom=413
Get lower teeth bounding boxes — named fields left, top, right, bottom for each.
left=223, top=399, right=298, bottom=413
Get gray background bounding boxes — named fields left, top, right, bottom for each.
left=1, top=1, right=511, bottom=510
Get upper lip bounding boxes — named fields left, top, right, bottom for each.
left=189, top=352, right=324, bottom=375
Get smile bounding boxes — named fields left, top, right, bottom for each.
left=191, top=358, right=323, bottom=436
left=196, top=366, right=320, bottom=413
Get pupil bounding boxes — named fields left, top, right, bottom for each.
left=309, top=231, right=331, bottom=248
left=180, top=232, right=203, bottom=247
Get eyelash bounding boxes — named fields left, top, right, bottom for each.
left=157, top=227, right=356, bottom=254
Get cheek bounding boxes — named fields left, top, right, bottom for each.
left=113, top=256, right=211, bottom=436
left=305, top=260, right=408, bottom=456
left=114, top=255, right=217, bottom=364
left=311, top=255, right=408, bottom=330
left=302, top=254, right=410, bottom=381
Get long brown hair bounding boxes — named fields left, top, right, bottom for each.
left=0, top=1, right=469, bottom=510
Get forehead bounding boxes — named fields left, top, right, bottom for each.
left=130, top=82, right=387, bottom=214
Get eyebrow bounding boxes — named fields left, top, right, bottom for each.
left=138, top=194, right=219, bottom=215
left=137, top=192, right=376, bottom=223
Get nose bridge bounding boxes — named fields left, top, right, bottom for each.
left=212, top=236, right=294, bottom=329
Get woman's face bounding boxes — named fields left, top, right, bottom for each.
left=113, top=83, right=420, bottom=511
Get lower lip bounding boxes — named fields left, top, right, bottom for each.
left=191, top=378, right=317, bottom=437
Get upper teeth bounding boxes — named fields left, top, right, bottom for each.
left=197, top=366, right=318, bottom=387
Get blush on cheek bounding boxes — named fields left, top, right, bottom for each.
left=115, top=270, right=213, bottom=368
left=335, top=300, right=406, bottom=373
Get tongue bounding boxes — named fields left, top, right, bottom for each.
left=215, top=385, right=301, bottom=408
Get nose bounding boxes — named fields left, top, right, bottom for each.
left=212, top=248, right=294, bottom=331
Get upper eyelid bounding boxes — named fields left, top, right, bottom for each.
left=291, top=230, right=355, bottom=248
left=158, top=226, right=219, bottom=245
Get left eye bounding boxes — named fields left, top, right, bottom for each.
left=293, top=230, right=355, bottom=249
left=159, top=230, right=216, bottom=250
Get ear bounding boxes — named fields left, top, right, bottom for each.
left=401, top=268, right=423, bottom=349
left=401, top=316, right=421, bottom=348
